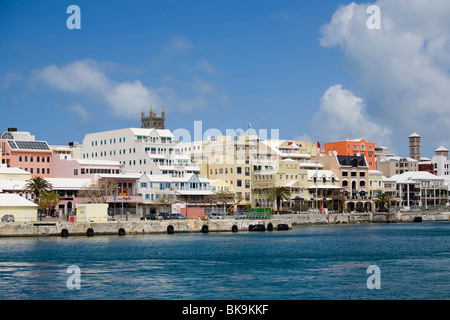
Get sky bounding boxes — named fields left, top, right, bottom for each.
left=1, top=0, right=450, bottom=158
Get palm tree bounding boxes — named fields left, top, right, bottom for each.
left=24, top=176, right=53, bottom=202
left=375, top=193, right=391, bottom=212
left=267, top=187, right=291, bottom=211
left=38, top=191, right=60, bottom=217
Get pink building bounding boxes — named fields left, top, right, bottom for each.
left=51, top=155, right=122, bottom=179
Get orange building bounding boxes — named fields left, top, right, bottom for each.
left=323, top=138, right=376, bottom=170
left=0, top=129, right=52, bottom=178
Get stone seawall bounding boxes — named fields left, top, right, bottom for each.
left=0, top=212, right=448, bottom=237
left=0, top=218, right=291, bottom=237
left=274, top=212, right=450, bottom=225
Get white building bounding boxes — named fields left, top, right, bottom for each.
left=391, top=171, right=448, bottom=208
left=432, top=146, right=450, bottom=176
left=81, top=128, right=200, bottom=178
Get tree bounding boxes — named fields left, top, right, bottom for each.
left=375, top=193, right=391, bottom=212
left=24, top=177, right=53, bottom=201
left=215, top=190, right=239, bottom=213
left=267, top=187, right=291, bottom=211
left=38, top=191, right=60, bottom=216
left=78, top=179, right=116, bottom=203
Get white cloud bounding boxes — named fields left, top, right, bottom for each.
left=319, top=0, right=450, bottom=151
left=33, top=59, right=218, bottom=119
left=68, top=103, right=91, bottom=121
left=311, top=84, right=391, bottom=146
left=196, top=59, right=219, bottom=75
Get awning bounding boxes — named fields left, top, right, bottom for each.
left=292, top=197, right=335, bottom=201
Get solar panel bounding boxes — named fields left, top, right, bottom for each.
left=12, top=140, right=50, bottom=150
left=7, top=140, right=17, bottom=149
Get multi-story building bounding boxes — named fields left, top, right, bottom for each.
left=391, top=171, right=448, bottom=208
left=323, top=138, right=376, bottom=170
left=432, top=146, right=450, bottom=176
left=0, top=128, right=52, bottom=178
left=80, top=127, right=200, bottom=178
left=376, top=156, right=419, bottom=177
left=319, top=153, right=373, bottom=211
left=369, top=170, right=384, bottom=198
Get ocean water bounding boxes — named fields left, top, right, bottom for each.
left=0, top=222, right=449, bottom=300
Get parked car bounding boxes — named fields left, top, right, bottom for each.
left=1, top=215, right=15, bottom=222
left=169, top=214, right=186, bottom=219
left=158, top=212, right=171, bottom=220
left=208, top=212, right=225, bottom=219
left=140, top=214, right=157, bottom=220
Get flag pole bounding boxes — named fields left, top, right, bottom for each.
left=316, top=139, right=319, bottom=212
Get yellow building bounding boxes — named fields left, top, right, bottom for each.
left=369, top=170, right=384, bottom=198
left=0, top=165, right=32, bottom=181
left=0, top=194, right=38, bottom=222
left=76, top=203, right=109, bottom=223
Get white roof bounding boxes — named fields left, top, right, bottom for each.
left=46, top=178, right=93, bottom=190
left=0, top=194, right=38, bottom=207
left=307, top=170, right=338, bottom=180
left=0, top=167, right=30, bottom=175
left=0, top=180, right=26, bottom=190
left=435, top=146, right=448, bottom=152
left=409, top=132, right=420, bottom=138
left=391, top=171, right=443, bottom=183
left=75, top=159, right=121, bottom=166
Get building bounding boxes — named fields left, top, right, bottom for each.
left=141, top=107, right=165, bottom=129
left=0, top=128, right=52, bottom=178
left=0, top=164, right=32, bottom=181
left=81, top=127, right=200, bottom=178
left=0, top=194, right=38, bottom=222
left=323, top=138, right=376, bottom=170
left=319, top=154, right=373, bottom=212
left=391, top=171, right=448, bottom=208
left=432, top=146, right=450, bottom=176
left=51, top=155, right=122, bottom=179
left=376, top=156, right=419, bottom=177
left=369, top=170, right=384, bottom=198
left=409, top=132, right=421, bottom=161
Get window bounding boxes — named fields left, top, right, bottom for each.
left=237, top=180, right=242, bottom=187
left=47, top=157, right=50, bottom=162
left=351, top=172, right=357, bottom=177
left=237, top=167, right=242, bottom=174
left=342, top=171, right=348, bottom=176
left=30, top=156, right=33, bottom=162
left=19, top=155, right=22, bottom=162
left=360, top=180, right=366, bottom=187
left=360, top=172, right=365, bottom=177
left=343, top=180, right=348, bottom=187
left=74, top=169, right=78, bottom=176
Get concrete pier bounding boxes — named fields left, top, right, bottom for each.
left=0, top=218, right=292, bottom=237
left=0, top=212, right=448, bottom=237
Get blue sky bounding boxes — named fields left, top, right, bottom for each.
left=1, top=0, right=450, bottom=158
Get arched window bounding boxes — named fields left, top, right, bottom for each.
left=360, top=180, right=366, bottom=187
left=342, top=180, right=348, bottom=187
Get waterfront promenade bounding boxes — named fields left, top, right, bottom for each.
left=0, top=212, right=448, bottom=237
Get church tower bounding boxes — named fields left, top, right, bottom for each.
left=409, top=132, right=421, bottom=161
left=141, top=107, right=165, bottom=129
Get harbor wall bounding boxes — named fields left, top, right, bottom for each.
left=0, top=212, right=448, bottom=237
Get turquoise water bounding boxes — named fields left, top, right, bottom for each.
left=0, top=222, right=449, bottom=300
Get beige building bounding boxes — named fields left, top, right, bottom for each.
left=76, top=203, right=109, bottom=223
left=319, top=154, right=373, bottom=211
left=181, top=134, right=321, bottom=209
left=0, top=164, right=32, bottom=181
left=376, top=156, right=418, bottom=177
left=0, top=194, right=38, bottom=222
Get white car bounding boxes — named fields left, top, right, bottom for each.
left=209, top=213, right=225, bottom=219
